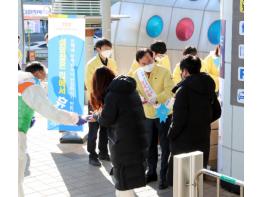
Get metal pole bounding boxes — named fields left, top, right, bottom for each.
left=101, top=0, right=111, bottom=40
left=216, top=178, right=220, bottom=197
left=194, top=169, right=244, bottom=197
left=240, top=186, right=244, bottom=197
left=27, top=21, right=31, bottom=51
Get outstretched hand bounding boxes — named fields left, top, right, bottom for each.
left=76, top=116, right=87, bottom=126
left=87, top=111, right=100, bottom=122
left=86, top=114, right=96, bottom=122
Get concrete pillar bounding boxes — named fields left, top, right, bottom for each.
left=85, top=29, right=95, bottom=63
left=218, top=0, right=244, bottom=182
left=101, top=0, right=111, bottom=40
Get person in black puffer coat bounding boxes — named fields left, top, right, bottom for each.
left=90, top=67, right=147, bottom=197
left=166, top=55, right=221, bottom=186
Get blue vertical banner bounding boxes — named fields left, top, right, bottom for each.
left=48, top=15, right=85, bottom=131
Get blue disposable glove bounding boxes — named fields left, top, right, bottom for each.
left=76, top=116, right=87, bottom=126
left=30, top=117, right=36, bottom=128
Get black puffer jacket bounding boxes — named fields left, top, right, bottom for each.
left=167, top=73, right=221, bottom=185
left=98, top=75, right=147, bottom=191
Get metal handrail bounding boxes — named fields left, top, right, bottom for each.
left=194, top=169, right=244, bottom=197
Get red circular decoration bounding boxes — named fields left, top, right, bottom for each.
left=176, top=18, right=194, bottom=41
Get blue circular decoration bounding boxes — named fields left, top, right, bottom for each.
left=208, top=20, right=221, bottom=45
left=146, top=15, right=163, bottom=38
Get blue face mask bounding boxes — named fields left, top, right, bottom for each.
left=33, top=77, right=41, bottom=85
left=213, top=56, right=220, bottom=69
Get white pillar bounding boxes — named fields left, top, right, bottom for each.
left=18, top=0, right=25, bottom=65
left=101, top=0, right=111, bottom=40
left=218, top=0, right=244, bottom=181
left=173, top=151, right=203, bottom=197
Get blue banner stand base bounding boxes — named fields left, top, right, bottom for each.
left=59, top=131, right=88, bottom=144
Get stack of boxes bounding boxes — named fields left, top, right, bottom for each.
left=208, top=120, right=219, bottom=171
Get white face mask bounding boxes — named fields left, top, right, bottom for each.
left=101, top=50, right=112, bottom=58
left=143, top=63, right=154, bottom=73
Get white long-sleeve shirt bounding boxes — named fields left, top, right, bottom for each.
left=19, top=71, right=79, bottom=125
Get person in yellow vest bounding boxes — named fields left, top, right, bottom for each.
left=203, top=45, right=220, bottom=93
left=127, top=41, right=171, bottom=76
left=150, top=41, right=171, bottom=72
left=133, top=48, right=174, bottom=190
left=172, top=46, right=207, bottom=86
left=85, top=39, right=118, bottom=167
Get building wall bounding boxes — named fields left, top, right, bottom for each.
left=111, top=0, right=220, bottom=74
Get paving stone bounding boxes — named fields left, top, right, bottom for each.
left=26, top=192, right=43, bottom=197
left=39, top=188, right=60, bottom=196
left=24, top=116, right=239, bottom=197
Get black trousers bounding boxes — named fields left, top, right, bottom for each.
left=145, top=115, right=171, bottom=181
left=87, top=103, right=109, bottom=159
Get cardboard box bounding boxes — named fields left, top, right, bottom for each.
left=209, top=145, right=218, bottom=161
left=208, top=160, right=217, bottom=171
left=208, top=145, right=218, bottom=170
left=210, top=130, right=219, bottom=145
left=211, top=120, right=219, bottom=130
left=208, top=162, right=217, bottom=171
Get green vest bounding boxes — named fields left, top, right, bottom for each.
left=18, top=76, right=39, bottom=133
left=18, top=96, right=34, bottom=133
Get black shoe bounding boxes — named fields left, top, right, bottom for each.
left=89, top=158, right=101, bottom=167
left=146, top=174, right=158, bottom=183
left=158, top=180, right=168, bottom=190
left=98, top=154, right=111, bottom=161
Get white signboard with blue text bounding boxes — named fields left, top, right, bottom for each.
left=238, top=67, right=244, bottom=81
left=48, top=15, right=85, bottom=131
left=231, top=0, right=244, bottom=106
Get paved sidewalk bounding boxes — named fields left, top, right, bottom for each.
left=24, top=114, right=238, bottom=197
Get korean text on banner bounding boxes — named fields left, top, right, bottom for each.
left=48, top=15, right=85, bottom=131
